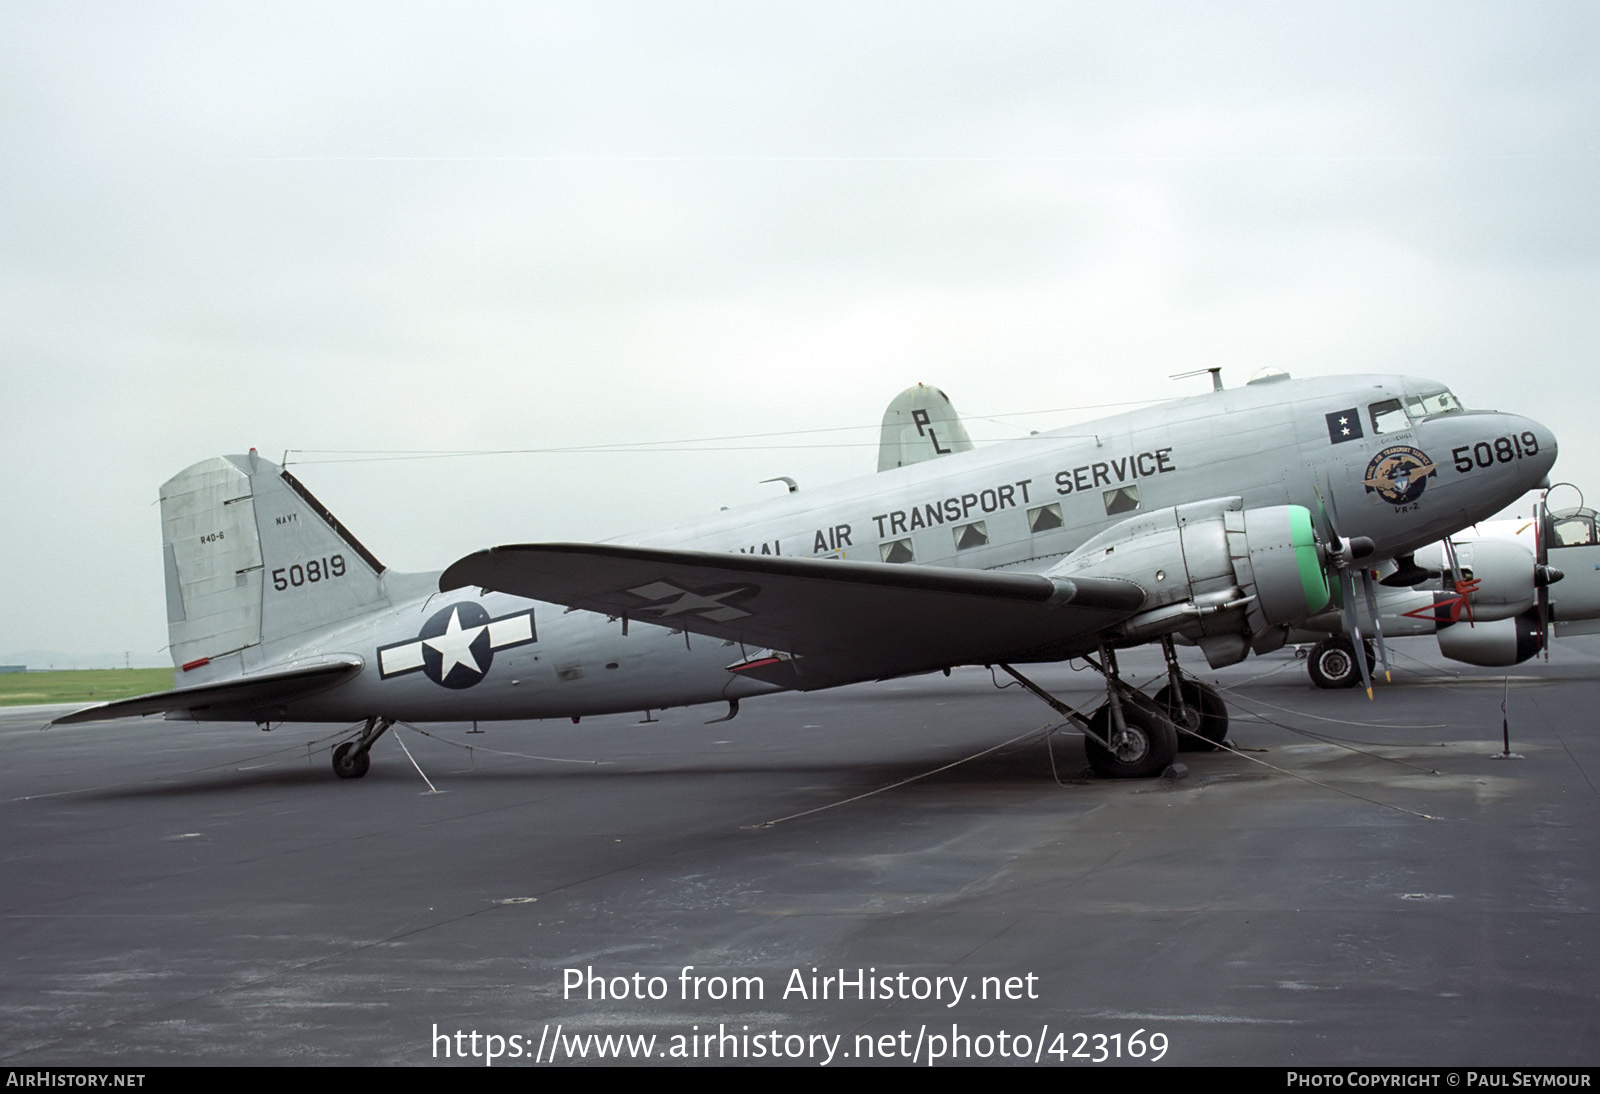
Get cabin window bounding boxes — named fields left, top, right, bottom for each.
left=1028, top=503, right=1064, bottom=533
left=1368, top=398, right=1409, bottom=435
left=880, top=537, right=915, bottom=564
left=1103, top=486, right=1140, bottom=516
left=953, top=520, right=988, bottom=550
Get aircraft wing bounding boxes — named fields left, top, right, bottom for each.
left=51, top=656, right=363, bottom=725
left=440, top=544, right=1145, bottom=688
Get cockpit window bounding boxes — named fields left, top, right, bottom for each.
left=1553, top=516, right=1598, bottom=547
left=1404, top=389, right=1464, bottom=419
left=1368, top=398, right=1409, bottom=435
left=1369, top=389, right=1464, bottom=435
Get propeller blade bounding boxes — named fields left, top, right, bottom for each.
left=1535, top=491, right=1551, bottom=659
left=1313, top=483, right=1345, bottom=557
left=1441, top=537, right=1478, bottom=627
left=1360, top=569, right=1392, bottom=683
left=1339, top=570, right=1374, bottom=699
left=1320, top=477, right=1379, bottom=696
left=1313, top=480, right=1374, bottom=563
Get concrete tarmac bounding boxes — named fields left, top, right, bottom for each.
left=2, top=641, right=1597, bottom=1067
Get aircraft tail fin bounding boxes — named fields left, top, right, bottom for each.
left=876, top=383, right=974, bottom=472
left=161, top=452, right=389, bottom=673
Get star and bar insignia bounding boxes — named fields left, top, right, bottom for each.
left=377, top=602, right=537, bottom=690
left=627, top=580, right=756, bottom=623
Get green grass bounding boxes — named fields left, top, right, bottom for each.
left=0, top=668, right=174, bottom=707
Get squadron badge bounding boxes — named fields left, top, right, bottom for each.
left=1363, top=445, right=1438, bottom=505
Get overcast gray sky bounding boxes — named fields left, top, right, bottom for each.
left=3, top=1, right=1596, bottom=666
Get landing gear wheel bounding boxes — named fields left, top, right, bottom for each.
left=1084, top=700, right=1179, bottom=779
left=332, top=741, right=370, bottom=780
left=1308, top=636, right=1376, bottom=690
left=1154, top=680, right=1229, bottom=751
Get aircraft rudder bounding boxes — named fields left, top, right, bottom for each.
left=160, top=456, right=266, bottom=671
left=245, top=453, right=390, bottom=644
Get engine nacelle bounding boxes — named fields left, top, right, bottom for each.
left=1048, top=497, right=1330, bottom=668
left=1435, top=608, right=1543, bottom=667
left=1413, top=538, right=1539, bottom=620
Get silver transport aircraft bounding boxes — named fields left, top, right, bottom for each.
left=877, top=382, right=1594, bottom=692
left=56, top=371, right=1557, bottom=781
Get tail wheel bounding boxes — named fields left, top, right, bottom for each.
left=1153, top=680, right=1229, bottom=752
left=1084, top=700, right=1178, bottom=779
left=332, top=742, right=371, bottom=780
left=1307, top=636, right=1376, bottom=690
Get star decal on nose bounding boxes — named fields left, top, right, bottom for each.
left=377, top=602, right=537, bottom=689
left=1325, top=408, right=1365, bottom=444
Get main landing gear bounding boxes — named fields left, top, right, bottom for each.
left=332, top=716, right=394, bottom=779
left=999, top=639, right=1229, bottom=778
left=1306, top=636, right=1376, bottom=690
left=1152, top=637, right=1229, bottom=752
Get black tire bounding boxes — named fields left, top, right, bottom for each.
left=1083, top=700, right=1179, bottom=779
left=332, top=741, right=370, bottom=780
left=1154, top=680, right=1229, bottom=751
left=1307, top=636, right=1375, bottom=690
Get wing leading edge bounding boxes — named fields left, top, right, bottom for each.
left=440, top=544, right=1145, bottom=689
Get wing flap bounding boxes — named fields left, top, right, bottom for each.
left=51, top=656, right=363, bottom=725
left=441, top=544, right=1144, bottom=684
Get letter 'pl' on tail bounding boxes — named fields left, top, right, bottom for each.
left=876, top=383, right=974, bottom=472
left=161, top=452, right=389, bottom=672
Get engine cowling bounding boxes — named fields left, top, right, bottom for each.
left=1412, top=538, right=1542, bottom=620
left=1435, top=608, right=1543, bottom=667
left=1048, top=497, right=1330, bottom=668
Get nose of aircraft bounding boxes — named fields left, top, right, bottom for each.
left=1518, top=415, right=1560, bottom=485
left=1425, top=408, right=1560, bottom=507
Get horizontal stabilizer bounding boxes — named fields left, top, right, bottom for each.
left=441, top=544, right=1144, bottom=687
left=51, top=656, right=363, bottom=725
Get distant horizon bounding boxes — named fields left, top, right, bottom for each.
left=0, top=653, right=172, bottom=673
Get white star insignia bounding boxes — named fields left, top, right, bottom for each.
left=423, top=606, right=488, bottom=677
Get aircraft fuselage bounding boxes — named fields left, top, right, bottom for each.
left=181, top=373, right=1558, bottom=723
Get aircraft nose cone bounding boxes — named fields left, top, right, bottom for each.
left=1508, top=415, right=1559, bottom=479
left=1533, top=419, right=1558, bottom=475
left=1538, top=421, right=1558, bottom=460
